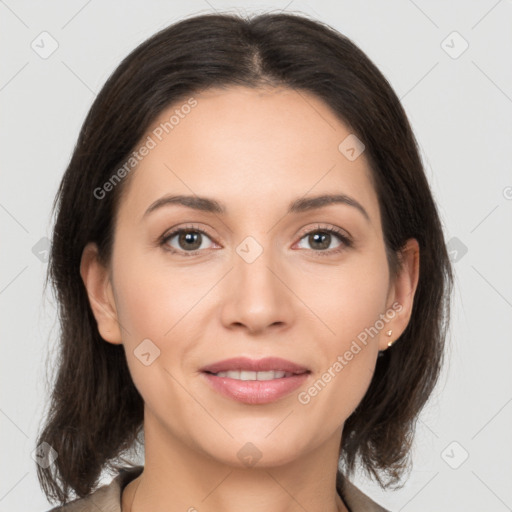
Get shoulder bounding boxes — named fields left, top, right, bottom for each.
left=43, top=466, right=144, bottom=512
left=337, top=472, right=391, bottom=512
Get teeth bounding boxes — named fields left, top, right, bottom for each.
left=214, top=370, right=292, bottom=380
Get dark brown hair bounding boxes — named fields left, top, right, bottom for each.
left=37, top=11, right=453, bottom=505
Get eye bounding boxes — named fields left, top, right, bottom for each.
left=295, top=225, right=352, bottom=255
left=159, top=223, right=352, bottom=257
left=160, top=225, right=217, bottom=255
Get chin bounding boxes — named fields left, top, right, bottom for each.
left=196, top=430, right=312, bottom=470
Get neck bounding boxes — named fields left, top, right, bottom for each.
left=122, top=409, right=349, bottom=512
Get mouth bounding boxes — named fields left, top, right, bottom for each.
left=200, top=357, right=311, bottom=404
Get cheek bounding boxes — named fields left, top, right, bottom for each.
left=111, top=261, right=192, bottom=411
left=111, top=249, right=215, bottom=388
left=300, top=249, right=390, bottom=341
left=113, top=251, right=203, bottom=341
left=295, top=251, right=388, bottom=413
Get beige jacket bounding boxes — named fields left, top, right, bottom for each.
left=46, top=465, right=390, bottom=512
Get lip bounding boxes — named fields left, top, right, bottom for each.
left=200, top=357, right=311, bottom=405
left=200, top=356, right=310, bottom=374
left=202, top=372, right=310, bottom=404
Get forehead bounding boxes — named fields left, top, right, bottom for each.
left=117, top=86, right=380, bottom=225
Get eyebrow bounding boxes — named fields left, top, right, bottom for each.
left=143, top=193, right=370, bottom=222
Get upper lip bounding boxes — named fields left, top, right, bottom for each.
left=200, top=357, right=310, bottom=374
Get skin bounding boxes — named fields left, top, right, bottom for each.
left=80, top=86, right=419, bottom=512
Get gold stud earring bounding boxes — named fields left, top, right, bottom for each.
left=386, top=329, right=394, bottom=348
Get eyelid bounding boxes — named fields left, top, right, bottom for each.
left=295, top=223, right=352, bottom=244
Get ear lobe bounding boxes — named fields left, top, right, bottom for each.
left=80, top=242, right=123, bottom=345
left=380, top=238, right=420, bottom=351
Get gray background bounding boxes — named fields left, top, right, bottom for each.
left=1, top=1, right=511, bottom=510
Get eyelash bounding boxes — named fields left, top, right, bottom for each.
left=158, top=223, right=353, bottom=257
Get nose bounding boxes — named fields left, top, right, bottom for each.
left=219, top=237, right=294, bottom=336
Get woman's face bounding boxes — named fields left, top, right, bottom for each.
left=82, top=85, right=418, bottom=468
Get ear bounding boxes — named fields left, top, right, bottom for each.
left=380, top=238, right=420, bottom=351
left=80, top=242, right=123, bottom=345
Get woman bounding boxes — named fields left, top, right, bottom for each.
left=37, top=11, right=453, bottom=512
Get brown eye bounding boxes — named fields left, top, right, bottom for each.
left=161, top=228, right=215, bottom=254
left=296, top=227, right=351, bottom=253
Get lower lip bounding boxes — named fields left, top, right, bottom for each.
left=201, top=372, right=310, bottom=404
